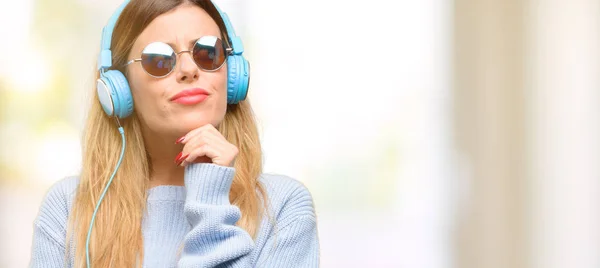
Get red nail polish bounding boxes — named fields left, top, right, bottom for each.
left=174, top=152, right=182, bottom=163
left=176, top=154, right=189, bottom=166
left=175, top=136, right=186, bottom=144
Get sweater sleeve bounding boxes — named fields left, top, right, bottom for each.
left=253, top=186, right=320, bottom=267
left=29, top=178, right=73, bottom=268
left=178, top=163, right=253, bottom=267
left=178, top=163, right=320, bottom=268
left=30, top=225, right=67, bottom=268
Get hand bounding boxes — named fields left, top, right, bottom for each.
left=174, top=124, right=239, bottom=167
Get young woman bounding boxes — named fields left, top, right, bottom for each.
left=29, top=0, right=319, bottom=267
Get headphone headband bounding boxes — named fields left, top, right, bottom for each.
left=97, top=0, right=131, bottom=71
left=97, top=0, right=243, bottom=71
left=212, top=3, right=244, bottom=55
left=95, top=0, right=249, bottom=117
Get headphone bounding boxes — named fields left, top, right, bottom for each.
left=96, top=0, right=250, bottom=120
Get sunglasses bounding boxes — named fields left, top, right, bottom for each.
left=124, top=35, right=232, bottom=78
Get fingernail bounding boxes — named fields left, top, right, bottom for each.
left=175, top=136, right=186, bottom=144
left=176, top=154, right=189, bottom=166
left=174, top=152, right=183, bottom=163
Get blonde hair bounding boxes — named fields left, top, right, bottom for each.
left=66, top=1, right=268, bottom=267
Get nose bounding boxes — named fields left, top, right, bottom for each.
left=175, top=51, right=199, bottom=83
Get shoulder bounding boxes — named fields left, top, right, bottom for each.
left=37, top=176, right=79, bottom=214
left=34, top=176, right=80, bottom=243
left=258, top=173, right=317, bottom=225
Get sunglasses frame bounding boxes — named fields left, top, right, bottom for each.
left=123, top=36, right=233, bottom=78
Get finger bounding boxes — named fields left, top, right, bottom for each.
left=183, top=129, right=229, bottom=153
left=179, top=132, right=229, bottom=165
left=181, top=131, right=228, bottom=156
left=182, top=144, right=220, bottom=166
left=177, top=124, right=219, bottom=144
left=181, top=133, right=210, bottom=155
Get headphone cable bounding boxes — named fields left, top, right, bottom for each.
left=85, top=126, right=126, bottom=268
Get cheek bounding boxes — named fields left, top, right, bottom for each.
left=214, top=67, right=229, bottom=100
left=203, top=69, right=229, bottom=125
left=128, top=71, right=168, bottom=115
left=215, top=72, right=229, bottom=114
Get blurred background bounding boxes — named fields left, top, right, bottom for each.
left=1, top=0, right=598, bottom=267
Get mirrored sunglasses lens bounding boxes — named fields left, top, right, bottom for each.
left=141, top=42, right=176, bottom=77
left=193, top=36, right=226, bottom=70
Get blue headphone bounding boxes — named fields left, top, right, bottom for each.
left=96, top=0, right=250, bottom=119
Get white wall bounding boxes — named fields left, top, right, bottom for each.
left=527, top=0, right=600, bottom=267
left=241, top=0, right=453, bottom=267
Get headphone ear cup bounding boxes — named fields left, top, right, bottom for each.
left=97, top=70, right=134, bottom=119
left=226, top=55, right=250, bottom=104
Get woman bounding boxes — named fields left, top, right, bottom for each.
left=29, top=0, right=319, bottom=267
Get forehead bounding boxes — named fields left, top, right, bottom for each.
left=134, top=4, right=221, bottom=51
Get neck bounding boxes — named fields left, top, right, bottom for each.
left=142, top=127, right=185, bottom=188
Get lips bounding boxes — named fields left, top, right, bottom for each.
left=170, top=88, right=210, bottom=105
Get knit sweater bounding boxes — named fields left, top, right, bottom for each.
left=29, top=163, right=319, bottom=267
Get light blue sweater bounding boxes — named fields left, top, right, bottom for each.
left=29, top=163, right=320, bottom=267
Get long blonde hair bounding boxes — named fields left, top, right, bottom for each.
left=66, top=1, right=268, bottom=267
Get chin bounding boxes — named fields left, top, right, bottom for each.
left=177, top=113, right=221, bottom=130
left=180, top=118, right=211, bottom=131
